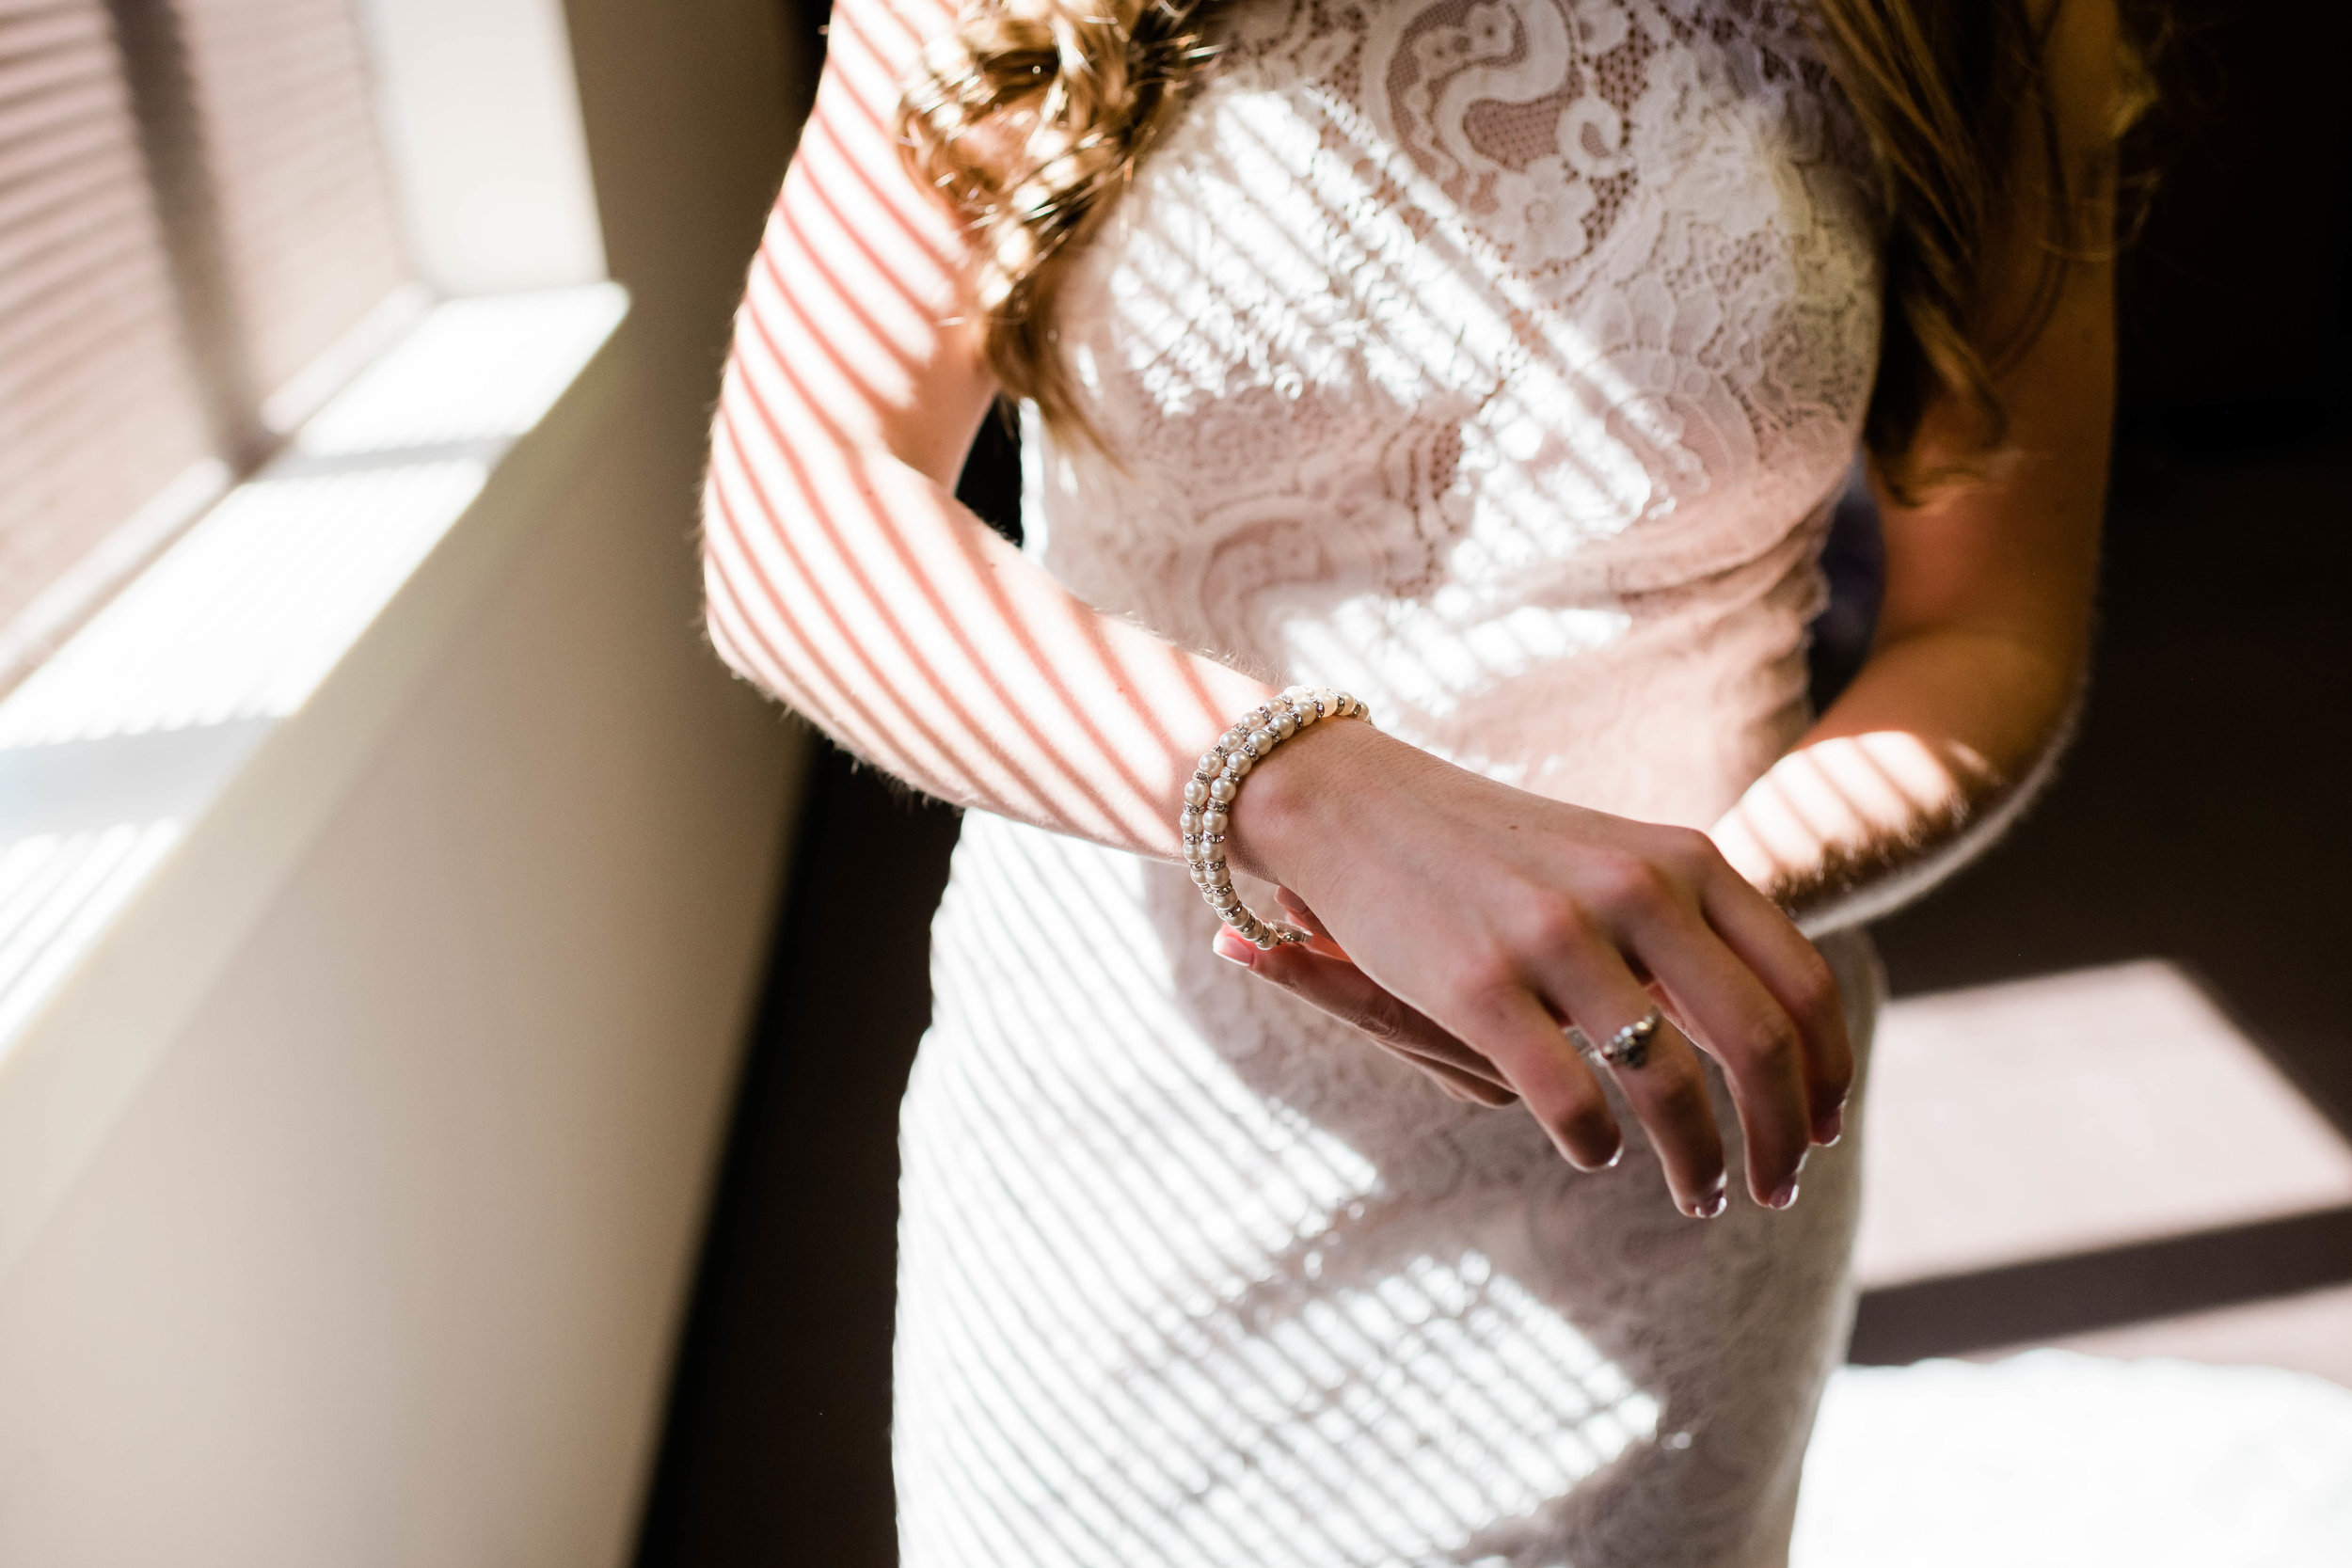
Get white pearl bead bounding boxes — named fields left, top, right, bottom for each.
left=1184, top=694, right=1375, bottom=948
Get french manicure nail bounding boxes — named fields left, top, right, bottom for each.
left=1695, top=1188, right=1727, bottom=1220
left=1604, top=1145, right=1624, bottom=1169
left=1813, top=1105, right=1844, bottom=1146
left=1768, top=1180, right=1800, bottom=1211
left=1212, top=933, right=1255, bottom=968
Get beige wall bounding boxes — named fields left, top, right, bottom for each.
left=0, top=3, right=811, bottom=1563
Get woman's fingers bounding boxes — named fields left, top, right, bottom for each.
left=1446, top=981, right=1624, bottom=1169
left=1214, top=928, right=1518, bottom=1103
left=1701, top=870, right=1854, bottom=1143
left=1268, top=842, right=1836, bottom=1218
left=1574, top=1008, right=1731, bottom=1219
left=1507, top=906, right=1732, bottom=1216
left=1617, top=903, right=1816, bottom=1208
left=1274, top=886, right=1351, bottom=961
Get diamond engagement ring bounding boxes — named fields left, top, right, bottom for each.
left=1568, top=1007, right=1662, bottom=1070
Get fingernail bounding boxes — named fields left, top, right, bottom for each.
left=1813, top=1105, right=1844, bottom=1147
left=1604, top=1145, right=1624, bottom=1169
left=1693, top=1188, right=1727, bottom=1220
left=1212, top=930, right=1255, bottom=968
left=1768, top=1180, right=1800, bottom=1211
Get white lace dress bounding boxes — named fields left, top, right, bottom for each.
left=896, top=2, right=1886, bottom=1561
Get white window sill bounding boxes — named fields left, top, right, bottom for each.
left=0, top=284, right=631, bottom=1276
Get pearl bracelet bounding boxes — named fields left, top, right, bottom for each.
left=1181, top=686, right=1371, bottom=948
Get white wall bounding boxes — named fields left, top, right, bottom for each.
left=0, top=2, right=811, bottom=1562
left=0, top=379, right=797, bottom=1565
left=357, top=0, right=610, bottom=295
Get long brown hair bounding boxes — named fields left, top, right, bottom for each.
left=899, top=0, right=2148, bottom=495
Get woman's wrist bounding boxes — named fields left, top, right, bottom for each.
left=1219, top=708, right=1392, bottom=891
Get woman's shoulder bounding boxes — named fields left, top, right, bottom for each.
left=821, top=0, right=961, bottom=93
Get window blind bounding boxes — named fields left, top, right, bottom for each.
left=0, top=0, right=212, bottom=635
left=0, top=0, right=408, bottom=672
left=170, top=0, right=406, bottom=407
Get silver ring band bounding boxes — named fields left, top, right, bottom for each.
left=1569, top=1006, right=1661, bottom=1070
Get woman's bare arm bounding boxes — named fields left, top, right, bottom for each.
left=1708, top=0, right=2121, bottom=934
left=702, top=0, right=1275, bottom=858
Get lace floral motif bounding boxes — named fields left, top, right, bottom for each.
left=901, top=5, right=1886, bottom=1564
left=1025, top=0, right=1880, bottom=827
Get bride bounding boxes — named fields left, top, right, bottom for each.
left=700, top=0, right=2127, bottom=1560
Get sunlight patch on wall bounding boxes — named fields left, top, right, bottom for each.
left=0, top=285, right=626, bottom=1073
left=0, top=825, right=183, bottom=1045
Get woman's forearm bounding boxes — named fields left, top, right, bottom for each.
left=699, top=0, right=1276, bottom=863
left=1708, top=626, right=2087, bottom=935
left=705, top=413, right=1274, bottom=860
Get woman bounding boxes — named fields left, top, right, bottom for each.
left=702, top=0, right=2122, bottom=1559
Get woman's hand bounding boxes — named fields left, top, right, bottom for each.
left=1214, top=891, right=1526, bottom=1109
left=1222, top=719, right=1852, bottom=1218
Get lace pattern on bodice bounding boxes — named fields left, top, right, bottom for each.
left=1023, top=0, right=1882, bottom=826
